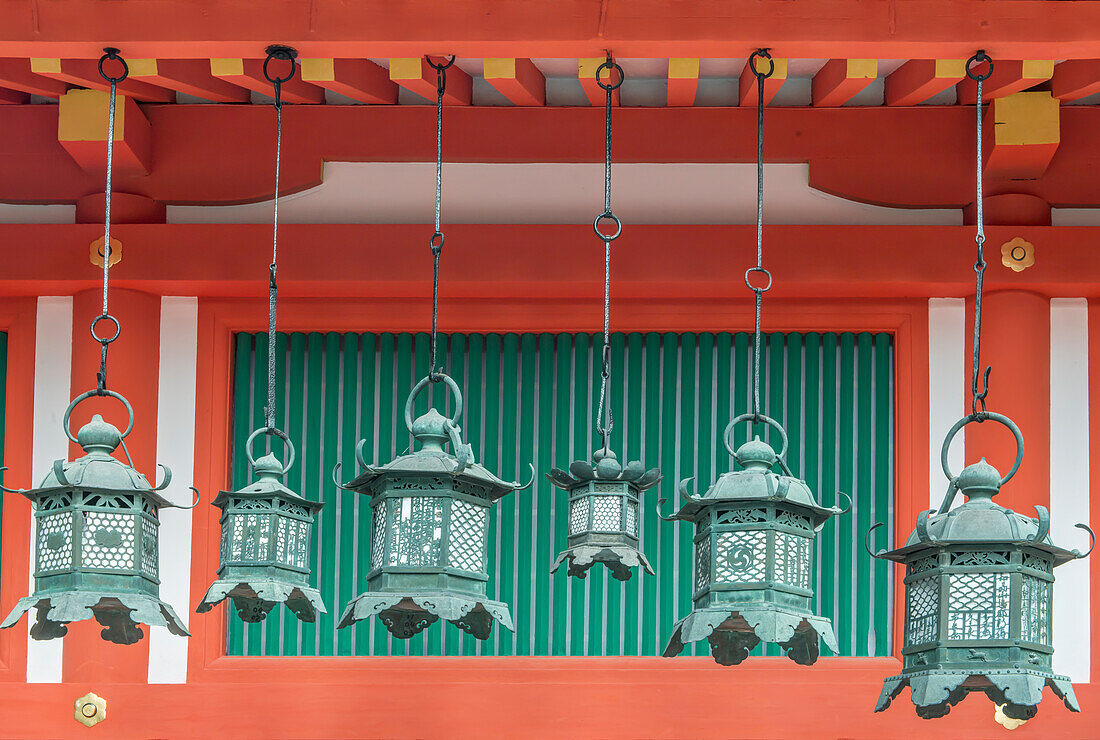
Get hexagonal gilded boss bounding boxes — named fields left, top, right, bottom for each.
left=74, top=692, right=106, bottom=728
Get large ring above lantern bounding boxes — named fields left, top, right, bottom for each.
left=660, top=413, right=849, bottom=666
left=869, top=412, right=1092, bottom=720
left=335, top=373, right=531, bottom=640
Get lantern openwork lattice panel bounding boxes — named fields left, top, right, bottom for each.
left=197, top=428, right=325, bottom=623
left=336, top=374, right=530, bottom=640
left=662, top=414, right=848, bottom=666
left=870, top=412, right=1094, bottom=720
left=0, top=393, right=193, bottom=645
left=548, top=448, right=660, bottom=581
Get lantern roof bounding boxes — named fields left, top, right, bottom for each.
left=36, top=414, right=172, bottom=507
left=547, top=447, right=661, bottom=491
left=879, top=458, right=1086, bottom=566
left=345, top=408, right=529, bottom=500
left=672, top=435, right=846, bottom=525
left=213, top=451, right=320, bottom=508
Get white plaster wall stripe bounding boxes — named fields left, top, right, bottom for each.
left=928, top=298, right=966, bottom=510
left=27, top=297, right=72, bottom=683
left=1049, top=298, right=1090, bottom=682
left=147, top=297, right=198, bottom=684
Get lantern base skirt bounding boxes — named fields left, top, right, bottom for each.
left=0, top=592, right=190, bottom=645
left=876, top=669, right=1080, bottom=720
left=551, top=545, right=654, bottom=581
left=196, top=579, right=327, bottom=623
left=663, top=607, right=838, bottom=666
left=337, top=592, right=514, bottom=641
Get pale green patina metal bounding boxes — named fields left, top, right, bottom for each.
left=197, top=427, right=325, bottom=623
left=661, top=413, right=849, bottom=666
left=0, top=391, right=195, bottom=645
left=868, top=411, right=1094, bottom=720
left=548, top=448, right=659, bottom=581
left=335, top=373, right=531, bottom=640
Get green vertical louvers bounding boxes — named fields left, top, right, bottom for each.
left=228, top=331, right=894, bottom=657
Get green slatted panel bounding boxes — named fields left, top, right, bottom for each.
left=227, top=331, right=894, bottom=657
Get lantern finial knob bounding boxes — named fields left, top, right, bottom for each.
left=253, top=453, right=284, bottom=478
left=411, top=408, right=450, bottom=451
left=735, top=436, right=777, bottom=470
left=957, top=457, right=1002, bottom=502
left=76, top=414, right=122, bottom=453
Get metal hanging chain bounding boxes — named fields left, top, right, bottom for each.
left=262, top=45, right=297, bottom=429
left=593, top=53, right=624, bottom=451
left=966, top=50, right=993, bottom=419
left=427, top=55, right=455, bottom=383
left=92, top=48, right=129, bottom=395
left=747, top=50, right=775, bottom=421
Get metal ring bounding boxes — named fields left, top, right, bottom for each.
left=63, top=389, right=134, bottom=445
left=430, top=232, right=445, bottom=252
left=89, top=314, right=121, bottom=345
left=748, top=49, right=775, bottom=80
left=262, top=45, right=298, bottom=85
left=722, top=412, right=789, bottom=460
left=940, top=411, right=1024, bottom=486
left=98, top=48, right=129, bottom=84
left=965, top=51, right=993, bottom=82
left=427, top=55, right=456, bottom=72
left=404, top=372, right=464, bottom=433
left=1011, top=245, right=1027, bottom=261
left=744, top=267, right=772, bottom=292
left=245, top=427, right=296, bottom=474
left=593, top=212, right=622, bottom=241
left=595, top=60, right=625, bottom=91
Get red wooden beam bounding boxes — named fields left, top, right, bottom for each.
left=956, top=60, right=1054, bottom=105
left=666, top=58, right=698, bottom=107
left=209, top=58, right=325, bottom=104
left=579, top=58, right=620, bottom=106
left=1050, top=59, right=1100, bottom=102
left=57, top=89, right=151, bottom=176
left=0, top=86, right=28, bottom=104
left=0, top=58, right=69, bottom=97
left=128, top=58, right=250, bottom=103
left=738, top=57, right=788, bottom=106
left=389, top=57, right=471, bottom=105
left=300, top=58, right=397, bottom=104
left=983, top=91, right=1060, bottom=182
left=3, top=2, right=1100, bottom=59
left=30, top=58, right=175, bottom=102
left=884, top=59, right=964, bottom=106
left=812, top=59, right=878, bottom=106
left=483, top=58, right=545, bottom=106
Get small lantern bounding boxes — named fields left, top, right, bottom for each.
left=870, top=412, right=1093, bottom=720
left=197, top=428, right=325, bottom=623
left=335, top=374, right=530, bottom=640
left=661, top=414, right=848, bottom=665
left=0, top=392, right=195, bottom=644
left=548, top=447, right=659, bottom=580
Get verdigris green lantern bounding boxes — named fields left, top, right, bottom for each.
left=196, top=428, right=325, bottom=623
left=0, top=392, right=196, bottom=644
left=661, top=414, right=849, bottom=665
left=869, top=412, right=1093, bottom=720
left=549, top=448, right=659, bottom=580
left=335, top=374, right=530, bottom=640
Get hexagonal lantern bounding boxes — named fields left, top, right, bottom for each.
left=661, top=414, right=849, bottom=666
left=197, top=428, right=325, bottom=623
left=548, top=447, right=660, bottom=580
left=0, top=391, right=195, bottom=644
left=869, top=412, right=1094, bottom=720
left=335, top=374, right=531, bottom=640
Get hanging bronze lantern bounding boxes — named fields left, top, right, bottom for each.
left=660, top=414, right=848, bottom=665
left=549, top=447, right=659, bottom=580
left=868, top=412, right=1093, bottom=719
left=1, top=393, right=196, bottom=644
left=197, top=429, right=325, bottom=622
left=335, top=374, right=530, bottom=639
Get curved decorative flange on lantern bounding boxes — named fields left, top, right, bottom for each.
left=867, top=411, right=1090, bottom=719
left=0, top=391, right=195, bottom=644
left=548, top=447, right=659, bottom=581
left=335, top=373, right=529, bottom=640
left=197, top=427, right=327, bottom=624
left=663, top=607, right=839, bottom=666
left=661, top=414, right=848, bottom=666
